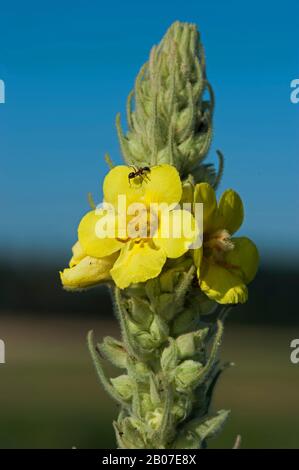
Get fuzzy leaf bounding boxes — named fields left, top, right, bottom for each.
left=98, top=336, right=128, bottom=369
left=161, top=338, right=179, bottom=373
left=150, top=315, right=169, bottom=344
left=173, top=409, right=230, bottom=449
left=129, top=297, right=153, bottom=329
left=193, top=409, right=230, bottom=442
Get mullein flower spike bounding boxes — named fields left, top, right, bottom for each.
left=61, top=21, right=259, bottom=448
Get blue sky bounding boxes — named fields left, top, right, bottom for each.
left=0, top=0, right=298, bottom=265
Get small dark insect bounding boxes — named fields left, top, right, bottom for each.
left=128, top=166, right=151, bottom=185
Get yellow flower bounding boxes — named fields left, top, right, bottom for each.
left=194, top=183, right=259, bottom=304
left=78, top=164, right=198, bottom=289
left=60, top=241, right=117, bottom=290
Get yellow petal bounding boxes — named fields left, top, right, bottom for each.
left=194, top=183, right=217, bottom=233
left=193, top=246, right=203, bottom=271
left=78, top=210, right=123, bottom=258
left=155, top=209, right=199, bottom=258
left=225, top=237, right=259, bottom=284
left=69, top=241, right=85, bottom=267
left=199, top=260, right=248, bottom=304
left=110, top=241, right=166, bottom=289
left=144, top=164, right=182, bottom=205
left=103, top=165, right=144, bottom=207
left=217, top=189, right=244, bottom=234
left=60, top=253, right=118, bottom=290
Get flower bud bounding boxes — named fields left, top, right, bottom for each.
left=145, top=408, right=163, bottom=431
left=110, top=375, right=134, bottom=401
left=146, top=260, right=195, bottom=321
left=174, top=360, right=203, bottom=392
left=140, top=393, right=154, bottom=416
left=129, top=296, right=153, bottom=329
left=161, top=339, right=178, bottom=372
left=172, top=395, right=192, bottom=422
left=135, top=331, right=157, bottom=351
left=124, top=318, right=155, bottom=354
left=126, top=356, right=151, bottom=382
left=149, top=315, right=169, bottom=344
left=175, top=328, right=209, bottom=360
left=116, top=417, right=146, bottom=449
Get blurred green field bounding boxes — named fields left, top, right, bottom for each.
left=0, top=314, right=299, bottom=449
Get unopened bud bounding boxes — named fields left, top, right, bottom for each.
left=161, top=339, right=178, bottom=372
left=110, top=375, right=134, bottom=401
left=174, top=360, right=203, bottom=391
left=176, top=328, right=209, bottom=359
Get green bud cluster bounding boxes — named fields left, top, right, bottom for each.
left=88, top=258, right=231, bottom=448
left=116, top=21, right=218, bottom=181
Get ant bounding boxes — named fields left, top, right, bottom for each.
left=128, top=166, right=151, bottom=185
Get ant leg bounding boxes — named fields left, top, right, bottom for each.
left=129, top=165, right=137, bottom=173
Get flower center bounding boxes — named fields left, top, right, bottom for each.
left=127, top=206, right=159, bottom=240
left=204, top=229, right=234, bottom=263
